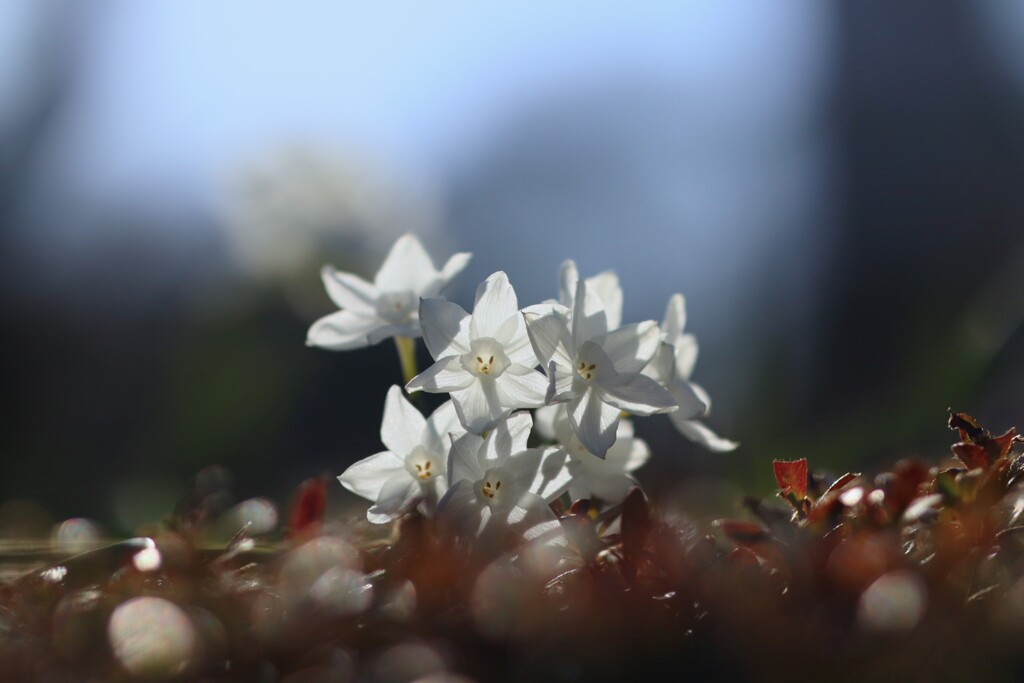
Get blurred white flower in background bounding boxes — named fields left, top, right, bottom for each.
left=222, top=144, right=443, bottom=280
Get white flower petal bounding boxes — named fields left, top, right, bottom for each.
left=674, top=334, right=699, bottom=381
left=492, top=314, right=536, bottom=366
left=523, top=517, right=564, bottom=542
left=690, top=381, right=713, bottom=413
left=642, top=342, right=675, bottom=384
left=380, top=385, right=427, bottom=456
left=495, top=367, right=548, bottom=411
left=448, top=432, right=486, bottom=484
left=571, top=279, right=608, bottom=343
left=577, top=421, right=642, bottom=472
left=599, top=374, right=677, bottom=416
left=529, top=446, right=572, bottom=502
left=451, top=379, right=507, bottom=434
left=558, top=261, right=623, bottom=331
left=532, top=405, right=560, bottom=441
left=546, top=361, right=575, bottom=403
left=523, top=307, right=574, bottom=370
left=473, top=506, right=497, bottom=539
left=406, top=356, right=474, bottom=393
left=506, top=491, right=559, bottom=536
left=522, top=301, right=563, bottom=317
left=374, top=234, right=437, bottom=292
left=587, top=473, right=637, bottom=504
left=483, top=411, right=534, bottom=463
left=602, top=429, right=636, bottom=466
left=568, top=478, right=590, bottom=503
left=586, top=271, right=623, bottom=331
left=672, top=417, right=739, bottom=452
left=567, top=388, right=620, bottom=458
left=338, top=451, right=406, bottom=500
left=623, top=437, right=651, bottom=472
left=557, top=259, right=579, bottom=309
left=437, top=480, right=485, bottom=535
left=321, top=266, right=378, bottom=314
left=419, top=298, right=471, bottom=358
left=306, top=310, right=381, bottom=350
left=422, top=400, right=461, bottom=455
left=661, top=293, right=686, bottom=346
left=668, top=376, right=709, bottom=421
left=436, top=252, right=473, bottom=291
left=502, top=448, right=543, bottom=498
left=601, top=321, right=662, bottom=375
left=366, top=473, right=417, bottom=523
left=470, top=272, right=520, bottom=339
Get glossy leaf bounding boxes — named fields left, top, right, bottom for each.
left=773, top=459, right=808, bottom=499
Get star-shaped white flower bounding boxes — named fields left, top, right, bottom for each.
left=406, top=271, right=549, bottom=434
left=523, top=278, right=677, bottom=458
left=307, top=233, right=471, bottom=350
left=438, top=412, right=570, bottom=543
left=337, top=385, right=462, bottom=523
left=647, top=294, right=737, bottom=452
left=534, top=405, right=650, bottom=505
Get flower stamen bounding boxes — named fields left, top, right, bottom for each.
left=576, top=360, right=598, bottom=381
left=461, top=339, right=510, bottom=378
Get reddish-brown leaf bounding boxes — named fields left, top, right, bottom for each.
left=948, top=410, right=988, bottom=444
left=948, top=411, right=1018, bottom=469
left=287, top=476, right=327, bottom=540
left=773, top=459, right=808, bottom=499
left=952, top=443, right=990, bottom=470
left=992, top=428, right=1019, bottom=460
left=884, top=459, right=931, bottom=513
left=823, top=472, right=860, bottom=498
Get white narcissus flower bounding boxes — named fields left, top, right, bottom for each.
left=534, top=405, right=650, bottom=505
left=337, top=385, right=461, bottom=523
left=648, top=294, right=737, bottom=452
left=307, top=233, right=471, bottom=350
left=438, top=412, right=570, bottom=543
left=406, top=271, right=549, bottom=434
left=523, top=278, right=678, bottom=458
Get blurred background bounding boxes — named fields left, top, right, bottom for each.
left=1, top=1, right=1022, bottom=534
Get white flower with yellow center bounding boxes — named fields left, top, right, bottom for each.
left=523, top=278, right=677, bottom=458
left=647, top=294, right=738, bottom=452
left=337, top=385, right=461, bottom=523
left=307, top=233, right=470, bottom=350
left=534, top=404, right=650, bottom=504
left=406, top=271, right=549, bottom=434
left=438, top=412, right=571, bottom=543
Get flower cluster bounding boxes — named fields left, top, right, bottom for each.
left=311, top=234, right=736, bottom=548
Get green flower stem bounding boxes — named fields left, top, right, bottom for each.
left=394, top=336, right=419, bottom=388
